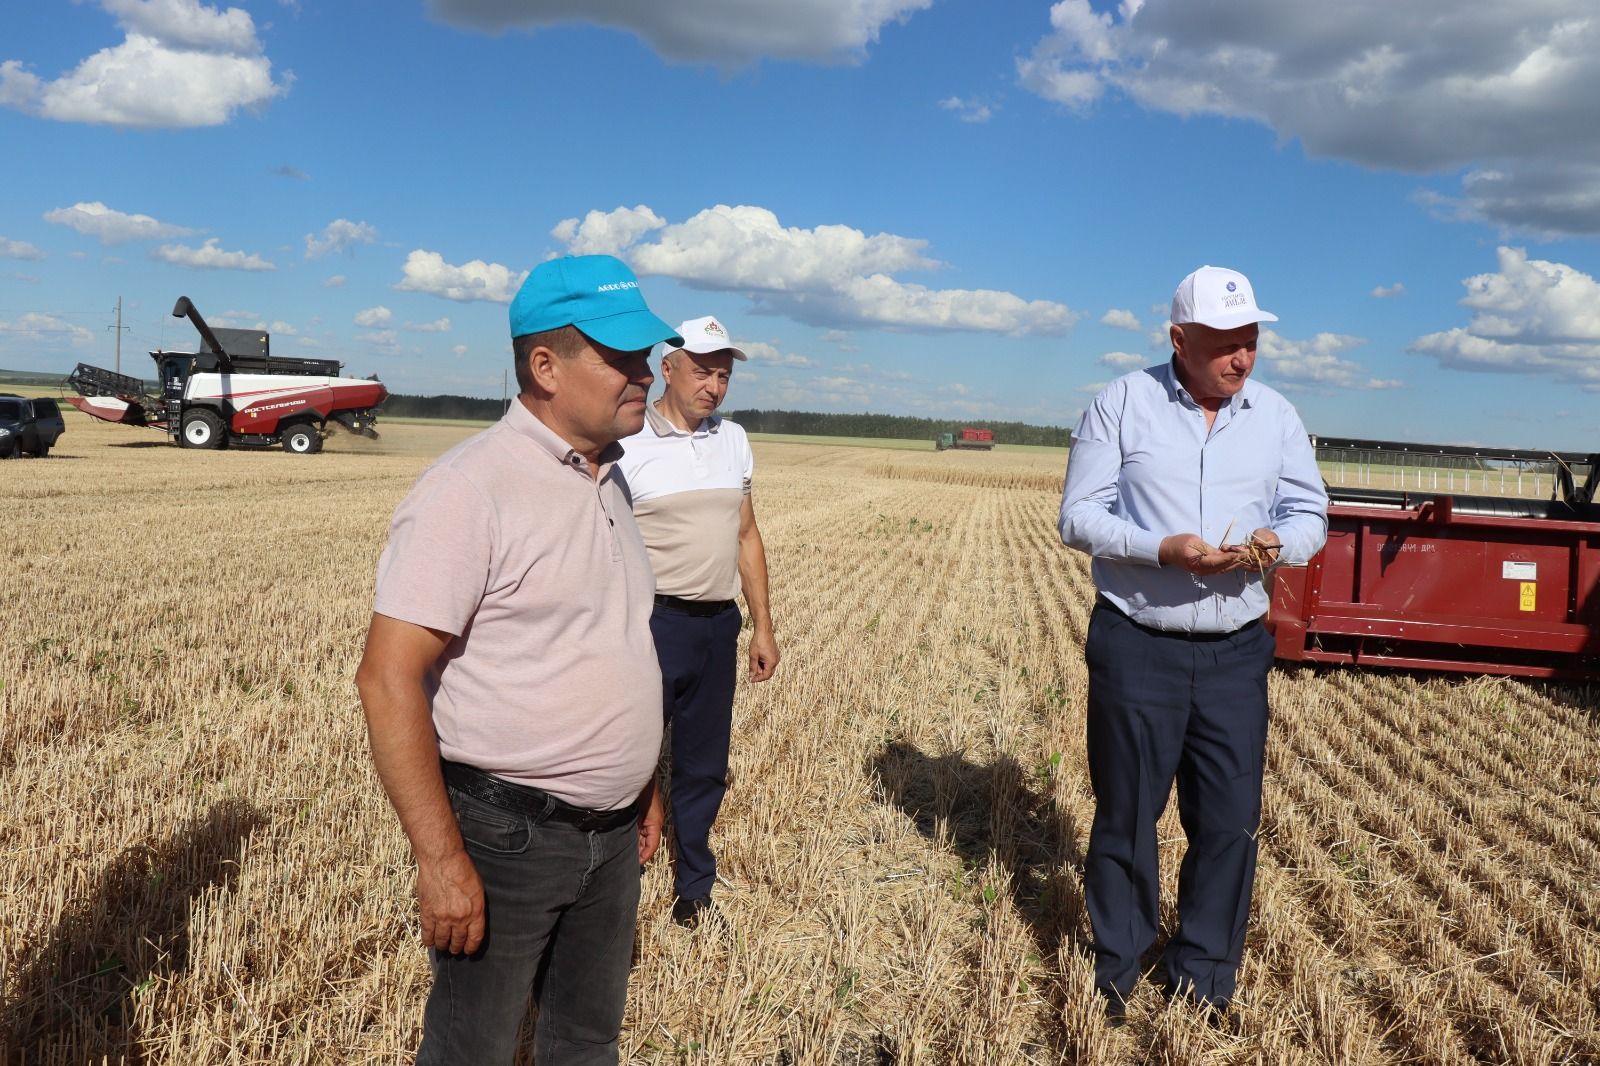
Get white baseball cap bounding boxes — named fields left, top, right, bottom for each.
left=1170, top=265, right=1278, bottom=330
left=666, top=315, right=747, bottom=361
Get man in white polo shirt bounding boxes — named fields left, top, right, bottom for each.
left=617, top=315, right=780, bottom=928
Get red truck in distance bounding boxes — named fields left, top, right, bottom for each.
left=936, top=427, right=995, bottom=451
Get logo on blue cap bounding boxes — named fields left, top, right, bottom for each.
left=509, top=255, right=681, bottom=352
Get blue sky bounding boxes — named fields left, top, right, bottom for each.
left=4, top=0, right=1600, bottom=447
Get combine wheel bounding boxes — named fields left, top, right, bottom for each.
left=181, top=409, right=225, bottom=449
left=283, top=422, right=323, bottom=455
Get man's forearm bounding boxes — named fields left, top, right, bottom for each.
left=738, top=530, right=773, bottom=631
left=359, top=676, right=464, bottom=865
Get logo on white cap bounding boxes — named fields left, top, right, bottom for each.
left=670, top=315, right=748, bottom=360
left=1171, top=265, right=1278, bottom=330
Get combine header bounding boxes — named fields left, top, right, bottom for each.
left=66, top=297, right=386, bottom=454
left=1270, top=437, right=1600, bottom=680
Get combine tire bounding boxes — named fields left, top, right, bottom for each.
left=181, top=409, right=225, bottom=449
left=283, top=422, right=323, bottom=455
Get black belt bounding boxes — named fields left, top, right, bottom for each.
left=653, top=594, right=736, bottom=617
left=440, top=759, right=638, bottom=832
left=1094, top=596, right=1261, bottom=642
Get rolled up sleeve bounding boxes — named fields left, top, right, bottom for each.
left=1058, top=389, right=1163, bottom=566
left=1268, top=410, right=1329, bottom=565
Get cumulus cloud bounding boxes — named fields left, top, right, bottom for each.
left=1018, top=0, right=1600, bottom=236
left=323, top=274, right=346, bottom=288
left=44, top=201, right=198, bottom=244
left=1100, top=308, right=1141, bottom=331
left=741, top=341, right=817, bottom=368
left=150, top=237, right=274, bottom=271
left=1, top=0, right=288, bottom=128
left=1258, top=330, right=1402, bottom=390
left=1371, top=282, right=1407, bottom=299
left=305, top=218, right=377, bottom=259
left=938, top=96, right=993, bottom=123
left=1100, top=351, right=1145, bottom=369
left=0, top=237, right=45, bottom=261
left=405, top=317, right=452, bottom=333
left=427, top=0, right=933, bottom=65
left=354, top=306, right=393, bottom=328
left=1411, top=246, right=1600, bottom=386
left=0, top=312, right=97, bottom=345
left=551, top=203, right=1079, bottom=335
left=394, top=249, right=526, bottom=303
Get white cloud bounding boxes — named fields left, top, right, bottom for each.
left=394, top=249, right=526, bottom=303
left=1, top=0, right=287, bottom=128
left=551, top=203, right=1079, bottom=335
left=451, top=344, right=468, bottom=358
left=427, top=0, right=933, bottom=65
left=938, top=95, right=993, bottom=123
left=43, top=201, right=198, bottom=244
left=1411, top=246, right=1600, bottom=385
left=150, top=237, right=274, bottom=271
left=0, top=312, right=96, bottom=346
left=551, top=206, right=665, bottom=257
left=361, top=329, right=399, bottom=348
left=1100, top=308, right=1140, bottom=331
left=0, top=237, right=44, bottom=261
left=741, top=340, right=816, bottom=368
left=268, top=320, right=295, bottom=335
left=323, top=274, right=346, bottom=288
left=405, top=317, right=452, bottom=333
left=354, top=306, right=393, bottom=328
left=305, top=218, right=377, bottom=259
left=1018, top=0, right=1600, bottom=236
left=1100, top=351, right=1145, bottom=369
left=1371, top=282, right=1407, bottom=299
left=1258, top=330, right=1402, bottom=390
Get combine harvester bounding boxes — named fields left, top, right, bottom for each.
left=66, top=297, right=387, bottom=454
left=1270, top=436, right=1600, bottom=680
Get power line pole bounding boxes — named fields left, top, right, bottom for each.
left=109, top=296, right=128, bottom=373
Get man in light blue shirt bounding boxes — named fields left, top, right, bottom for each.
left=1059, top=265, right=1327, bottom=1024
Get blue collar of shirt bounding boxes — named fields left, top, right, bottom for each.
left=1160, top=356, right=1256, bottom=416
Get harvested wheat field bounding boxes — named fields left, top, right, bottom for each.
left=3, top=414, right=1599, bottom=1065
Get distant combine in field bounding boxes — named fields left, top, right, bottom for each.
left=936, top=426, right=994, bottom=451
left=65, top=297, right=387, bottom=455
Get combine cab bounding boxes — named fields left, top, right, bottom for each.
left=1271, top=437, right=1600, bottom=680
left=66, top=297, right=386, bottom=453
left=937, top=427, right=995, bottom=451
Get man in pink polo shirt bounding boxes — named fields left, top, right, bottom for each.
left=356, top=255, right=681, bottom=1065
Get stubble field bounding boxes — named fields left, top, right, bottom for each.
left=2, top=414, right=1598, bottom=1065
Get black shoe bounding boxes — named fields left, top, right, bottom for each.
left=1096, top=991, right=1128, bottom=1029
left=671, top=895, right=715, bottom=928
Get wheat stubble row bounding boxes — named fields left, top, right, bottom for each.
left=3, top=417, right=1597, bottom=1063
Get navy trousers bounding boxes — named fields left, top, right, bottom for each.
left=1082, top=601, right=1275, bottom=1007
left=650, top=602, right=742, bottom=902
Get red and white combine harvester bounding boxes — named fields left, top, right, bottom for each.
left=1270, top=437, right=1600, bottom=680
left=66, top=297, right=387, bottom=454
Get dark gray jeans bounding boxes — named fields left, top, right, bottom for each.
left=416, top=786, right=641, bottom=1066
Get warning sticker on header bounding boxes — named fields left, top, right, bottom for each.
left=1503, top=561, right=1537, bottom=581
left=1519, top=582, right=1537, bottom=612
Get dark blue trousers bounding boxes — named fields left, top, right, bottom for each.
left=1083, top=602, right=1275, bottom=1007
left=650, top=602, right=742, bottom=901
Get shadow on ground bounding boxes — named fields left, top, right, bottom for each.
left=0, top=798, right=267, bottom=1064
left=869, top=740, right=1088, bottom=958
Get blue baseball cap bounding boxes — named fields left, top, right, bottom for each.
left=509, top=255, right=682, bottom=352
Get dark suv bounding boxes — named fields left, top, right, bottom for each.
left=0, top=394, right=66, bottom=458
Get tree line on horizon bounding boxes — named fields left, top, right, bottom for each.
left=381, top=393, right=1071, bottom=446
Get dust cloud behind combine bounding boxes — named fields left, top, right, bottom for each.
left=3, top=415, right=1597, bottom=1063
